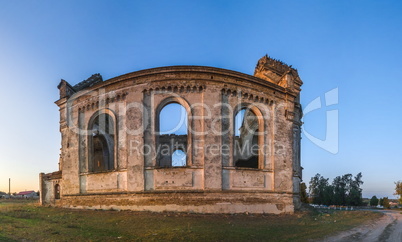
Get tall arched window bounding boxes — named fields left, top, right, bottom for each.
left=89, top=113, right=115, bottom=172
left=54, top=184, right=60, bottom=200
left=234, top=107, right=262, bottom=168
left=157, top=103, right=188, bottom=167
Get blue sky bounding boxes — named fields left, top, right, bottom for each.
left=160, top=104, right=187, bottom=135
left=0, top=1, right=401, bottom=199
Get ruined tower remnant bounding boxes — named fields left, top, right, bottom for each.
left=40, top=55, right=303, bottom=214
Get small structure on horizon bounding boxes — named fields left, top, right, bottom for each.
left=16, top=190, right=38, bottom=199
left=0, top=191, right=7, bottom=198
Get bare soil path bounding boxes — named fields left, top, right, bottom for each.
left=322, top=210, right=402, bottom=242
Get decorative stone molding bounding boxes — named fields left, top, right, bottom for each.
left=77, top=92, right=128, bottom=113
left=221, top=88, right=275, bottom=106
left=143, top=83, right=206, bottom=95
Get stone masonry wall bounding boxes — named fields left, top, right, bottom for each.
left=41, top=60, right=303, bottom=214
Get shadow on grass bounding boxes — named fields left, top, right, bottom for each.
left=0, top=233, right=17, bottom=242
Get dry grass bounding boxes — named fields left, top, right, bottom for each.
left=0, top=200, right=382, bottom=241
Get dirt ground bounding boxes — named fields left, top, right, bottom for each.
left=322, top=209, right=402, bottom=242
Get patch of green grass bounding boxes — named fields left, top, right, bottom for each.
left=0, top=233, right=17, bottom=242
left=0, top=202, right=382, bottom=241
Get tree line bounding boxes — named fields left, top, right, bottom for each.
left=307, top=172, right=363, bottom=206
left=395, top=181, right=402, bottom=204
left=300, top=174, right=402, bottom=207
left=369, top=181, right=402, bottom=208
left=369, top=195, right=393, bottom=208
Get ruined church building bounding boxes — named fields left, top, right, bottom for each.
left=40, top=55, right=303, bottom=214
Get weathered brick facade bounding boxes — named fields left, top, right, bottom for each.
left=40, top=55, right=303, bottom=214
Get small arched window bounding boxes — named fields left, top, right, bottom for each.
left=55, top=184, right=60, bottom=200
left=89, top=113, right=115, bottom=172
left=157, top=103, right=188, bottom=167
left=234, top=107, right=262, bottom=168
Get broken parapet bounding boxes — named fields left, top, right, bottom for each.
left=57, top=73, right=103, bottom=99
left=73, top=73, right=103, bottom=92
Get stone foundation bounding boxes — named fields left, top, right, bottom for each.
left=55, top=191, right=296, bottom=214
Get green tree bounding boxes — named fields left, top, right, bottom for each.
left=309, top=172, right=364, bottom=206
left=300, top=182, right=309, bottom=203
left=331, top=172, right=363, bottom=206
left=394, top=181, right=402, bottom=204
left=309, top=174, right=333, bottom=205
left=323, top=184, right=334, bottom=205
left=382, top=197, right=391, bottom=209
left=370, top=196, right=379, bottom=206
left=379, top=198, right=384, bottom=207
left=332, top=175, right=349, bottom=205
left=332, top=176, right=342, bottom=205
left=348, top=172, right=363, bottom=206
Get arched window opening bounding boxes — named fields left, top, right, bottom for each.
left=55, top=184, right=60, bottom=200
left=234, top=108, right=260, bottom=168
left=172, top=149, right=186, bottom=167
left=158, top=103, right=188, bottom=167
left=89, top=113, right=115, bottom=172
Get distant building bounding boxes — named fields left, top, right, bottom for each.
left=16, top=190, right=37, bottom=198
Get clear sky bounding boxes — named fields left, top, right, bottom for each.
left=0, top=0, right=401, bottom=198
left=160, top=104, right=187, bottom=135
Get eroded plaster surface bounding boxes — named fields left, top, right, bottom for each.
left=40, top=56, right=303, bottom=214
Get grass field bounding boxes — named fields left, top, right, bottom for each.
left=0, top=200, right=382, bottom=241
